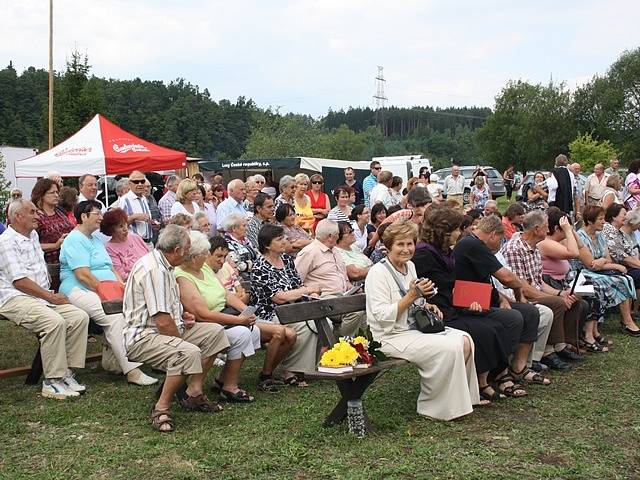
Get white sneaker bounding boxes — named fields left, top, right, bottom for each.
left=126, top=368, right=158, bottom=386
left=63, top=370, right=87, bottom=394
left=41, top=379, right=80, bottom=399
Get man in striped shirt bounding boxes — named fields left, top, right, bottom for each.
left=123, top=225, right=230, bottom=432
left=362, top=161, right=381, bottom=208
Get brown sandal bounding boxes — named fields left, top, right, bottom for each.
left=179, top=393, right=224, bottom=412
left=150, top=408, right=174, bottom=433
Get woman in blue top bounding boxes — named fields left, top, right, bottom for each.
left=60, top=200, right=157, bottom=386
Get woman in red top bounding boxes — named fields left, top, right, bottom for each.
left=306, top=174, right=330, bottom=231
left=501, top=203, right=525, bottom=241
left=31, top=178, right=74, bottom=263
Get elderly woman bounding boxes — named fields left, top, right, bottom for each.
left=366, top=220, right=479, bottom=420
left=58, top=186, right=78, bottom=226
left=306, top=174, right=330, bottom=230
left=525, top=172, right=549, bottom=211
left=389, top=176, right=404, bottom=207
left=603, top=204, right=640, bottom=289
left=335, top=221, right=372, bottom=282
left=275, top=175, right=296, bottom=210
left=102, top=208, right=149, bottom=282
left=575, top=205, right=639, bottom=337
left=196, top=184, right=217, bottom=236
left=470, top=175, right=491, bottom=211
left=251, top=174, right=266, bottom=193
left=192, top=211, right=213, bottom=236
left=31, top=178, right=74, bottom=263
left=624, top=160, right=640, bottom=210
left=275, top=203, right=312, bottom=256
left=170, top=178, right=200, bottom=217
left=601, top=174, right=623, bottom=210
left=413, top=207, right=531, bottom=401
left=349, top=204, right=370, bottom=252
left=222, top=213, right=258, bottom=280
left=167, top=213, right=192, bottom=228
left=251, top=224, right=322, bottom=384
left=243, top=177, right=259, bottom=214
left=60, top=200, right=156, bottom=386
left=292, top=173, right=315, bottom=232
left=327, top=186, right=353, bottom=223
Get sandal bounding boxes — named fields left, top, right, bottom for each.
left=150, top=407, right=174, bottom=433
left=257, top=374, right=284, bottom=392
left=594, top=334, right=613, bottom=346
left=282, top=374, right=309, bottom=388
left=210, top=378, right=224, bottom=393
left=584, top=340, right=609, bottom=353
left=511, top=367, right=551, bottom=386
left=179, top=393, right=224, bottom=412
left=479, top=385, right=504, bottom=404
left=495, top=373, right=527, bottom=398
left=220, top=389, right=255, bottom=403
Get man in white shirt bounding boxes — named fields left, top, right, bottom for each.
left=443, top=165, right=465, bottom=207
left=78, top=174, right=107, bottom=213
left=216, top=179, right=247, bottom=231
left=368, top=170, right=394, bottom=207
left=546, top=154, right=577, bottom=216
left=120, top=170, right=153, bottom=243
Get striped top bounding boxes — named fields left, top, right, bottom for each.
left=123, top=249, right=183, bottom=349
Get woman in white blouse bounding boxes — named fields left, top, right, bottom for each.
left=365, top=220, right=479, bottom=421
left=170, top=179, right=201, bottom=217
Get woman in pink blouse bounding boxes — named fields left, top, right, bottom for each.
left=101, top=208, right=149, bottom=281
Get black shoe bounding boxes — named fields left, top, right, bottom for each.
left=530, top=361, right=549, bottom=373
left=540, top=353, right=571, bottom=371
left=621, top=324, right=640, bottom=337
left=557, top=347, right=585, bottom=363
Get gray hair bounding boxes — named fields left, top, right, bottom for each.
left=606, top=174, right=620, bottom=188
left=625, top=209, right=640, bottom=227
left=252, top=174, right=266, bottom=183
left=192, top=211, right=209, bottom=229
left=165, top=175, right=181, bottom=188
left=315, top=219, right=339, bottom=240
left=522, top=210, right=547, bottom=231
left=279, top=175, right=295, bottom=192
left=156, top=224, right=190, bottom=253
left=485, top=199, right=498, bottom=209
left=7, top=199, right=29, bottom=223
left=222, top=212, right=247, bottom=232
left=476, top=215, right=504, bottom=234
left=227, top=179, right=244, bottom=192
left=46, top=170, right=61, bottom=179
left=115, top=178, right=129, bottom=196
left=187, top=230, right=211, bottom=257
left=555, top=154, right=569, bottom=167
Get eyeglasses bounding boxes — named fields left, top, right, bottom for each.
left=372, top=167, right=381, bottom=170
left=129, top=179, right=146, bottom=185
left=88, top=211, right=102, bottom=217
left=311, top=181, right=323, bottom=185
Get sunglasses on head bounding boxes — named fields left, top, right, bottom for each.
left=129, top=179, right=146, bottom=185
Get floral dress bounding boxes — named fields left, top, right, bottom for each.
left=572, top=229, right=636, bottom=322
left=250, top=254, right=302, bottom=322
left=224, top=233, right=258, bottom=281
left=470, top=185, right=490, bottom=209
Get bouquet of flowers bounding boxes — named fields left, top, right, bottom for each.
left=319, top=332, right=386, bottom=370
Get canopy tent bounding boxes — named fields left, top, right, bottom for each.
left=197, top=157, right=370, bottom=173
left=15, top=114, right=187, bottom=178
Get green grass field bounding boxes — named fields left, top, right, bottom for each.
left=1, top=317, right=639, bottom=480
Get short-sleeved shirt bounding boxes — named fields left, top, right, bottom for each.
left=0, top=227, right=50, bottom=308
left=499, top=233, right=543, bottom=290
left=363, top=174, right=377, bottom=208
left=105, top=233, right=149, bottom=281
left=36, top=207, right=74, bottom=263
left=327, top=207, right=351, bottom=223
left=175, top=263, right=226, bottom=312
left=158, top=190, right=176, bottom=222
left=123, top=249, right=184, bottom=348
left=59, top=229, right=116, bottom=296
left=216, top=197, right=247, bottom=230
left=120, top=190, right=152, bottom=241
left=453, top=234, right=503, bottom=307
left=250, top=254, right=302, bottom=322
left=295, top=239, right=349, bottom=294
left=246, top=216, right=269, bottom=249
left=335, top=245, right=373, bottom=269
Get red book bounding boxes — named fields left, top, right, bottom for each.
left=452, top=280, right=492, bottom=311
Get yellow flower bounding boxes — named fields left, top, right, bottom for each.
left=319, top=340, right=360, bottom=367
left=352, top=336, right=370, bottom=349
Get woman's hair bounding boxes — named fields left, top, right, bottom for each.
left=258, top=223, right=285, bottom=254
left=197, top=184, right=206, bottom=199
left=74, top=200, right=102, bottom=224
left=309, top=174, right=324, bottom=185
left=167, top=213, right=192, bottom=227
left=534, top=171, right=545, bottom=181
left=279, top=175, right=295, bottom=192
left=474, top=175, right=485, bottom=187
left=333, top=185, right=354, bottom=201
left=625, top=208, right=640, bottom=227
left=460, top=215, right=474, bottom=232
left=58, top=186, right=78, bottom=213
left=222, top=212, right=246, bottom=232
left=381, top=219, right=418, bottom=250
left=100, top=208, right=128, bottom=236
left=604, top=203, right=625, bottom=223
left=391, top=176, right=403, bottom=188
left=275, top=203, right=295, bottom=222
left=294, top=173, right=309, bottom=184
left=627, top=159, right=640, bottom=175
left=606, top=174, right=621, bottom=189
left=583, top=205, right=604, bottom=226
left=212, top=183, right=225, bottom=195
left=185, top=230, right=210, bottom=258
left=337, top=221, right=353, bottom=243
left=370, top=203, right=388, bottom=223
left=387, top=205, right=403, bottom=215
left=406, top=177, right=420, bottom=192
left=30, top=178, right=57, bottom=209
left=349, top=204, right=366, bottom=221
left=192, top=211, right=209, bottom=229
left=421, top=207, right=463, bottom=251
left=209, top=235, right=229, bottom=253
left=504, top=202, right=525, bottom=220
left=546, top=206, right=568, bottom=235
left=176, top=178, right=198, bottom=203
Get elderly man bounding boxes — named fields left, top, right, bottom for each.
left=344, top=167, right=364, bottom=205
left=363, top=161, right=381, bottom=208
left=0, top=200, right=89, bottom=399
left=453, top=215, right=545, bottom=387
left=443, top=165, right=465, bottom=207
left=584, top=163, right=608, bottom=207
left=605, top=158, right=621, bottom=176
left=158, top=175, right=180, bottom=222
left=123, top=225, right=230, bottom=432
left=78, top=174, right=107, bottom=213
left=500, top=210, right=587, bottom=371
left=120, top=171, right=153, bottom=244
left=368, top=170, right=394, bottom=207
left=295, top=219, right=367, bottom=337
left=246, top=192, right=275, bottom=249
left=483, top=200, right=498, bottom=217
left=110, top=177, right=130, bottom=210
left=547, top=154, right=577, bottom=216
left=215, top=179, right=247, bottom=231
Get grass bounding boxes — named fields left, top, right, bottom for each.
left=1, top=319, right=640, bottom=480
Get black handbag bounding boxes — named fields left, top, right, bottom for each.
left=381, top=260, right=445, bottom=334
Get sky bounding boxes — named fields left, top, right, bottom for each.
left=2, top=0, right=639, bottom=117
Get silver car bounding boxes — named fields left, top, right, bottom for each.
left=434, top=166, right=506, bottom=204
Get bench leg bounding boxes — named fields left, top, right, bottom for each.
left=323, top=372, right=378, bottom=434
left=25, top=345, right=43, bottom=385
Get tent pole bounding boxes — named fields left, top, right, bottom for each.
left=104, top=176, right=110, bottom=209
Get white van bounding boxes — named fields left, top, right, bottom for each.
left=373, top=155, right=432, bottom=186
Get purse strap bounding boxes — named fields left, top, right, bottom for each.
left=381, top=259, right=408, bottom=296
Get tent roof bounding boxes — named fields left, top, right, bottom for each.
left=15, top=114, right=186, bottom=177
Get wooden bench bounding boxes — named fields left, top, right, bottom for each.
left=0, top=264, right=121, bottom=384
left=275, top=293, right=407, bottom=435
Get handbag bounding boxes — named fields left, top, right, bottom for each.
left=96, top=280, right=125, bottom=302
left=381, top=260, right=445, bottom=334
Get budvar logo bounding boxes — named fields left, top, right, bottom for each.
left=55, top=147, right=92, bottom=157
left=112, top=143, right=150, bottom=154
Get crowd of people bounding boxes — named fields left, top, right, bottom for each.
left=1, top=153, right=639, bottom=433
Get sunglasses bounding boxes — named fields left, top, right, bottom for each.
left=129, top=179, right=146, bottom=185
left=372, top=167, right=381, bottom=170
left=311, top=181, right=323, bottom=185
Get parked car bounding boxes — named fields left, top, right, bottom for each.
left=434, top=166, right=506, bottom=204
left=515, top=171, right=588, bottom=201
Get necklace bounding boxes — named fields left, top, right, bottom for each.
left=388, top=259, right=408, bottom=276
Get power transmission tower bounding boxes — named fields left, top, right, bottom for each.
left=373, top=66, right=388, bottom=136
